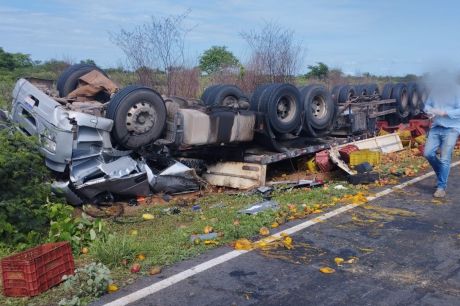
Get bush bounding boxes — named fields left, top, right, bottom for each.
left=59, top=262, right=112, bottom=306
left=0, top=128, right=52, bottom=245
left=0, top=75, right=14, bottom=110
left=91, top=234, right=140, bottom=268
left=47, top=203, right=106, bottom=253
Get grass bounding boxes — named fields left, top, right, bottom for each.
left=91, top=234, right=141, bottom=268
left=0, top=182, right=359, bottom=305
left=93, top=183, right=357, bottom=271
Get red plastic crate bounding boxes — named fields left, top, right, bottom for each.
left=338, top=145, right=359, bottom=164
left=315, top=150, right=334, bottom=172
left=1, top=242, right=75, bottom=297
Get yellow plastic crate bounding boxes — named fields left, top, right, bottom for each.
left=306, top=157, right=318, bottom=173
left=414, top=135, right=426, bottom=144
left=349, top=150, right=381, bottom=166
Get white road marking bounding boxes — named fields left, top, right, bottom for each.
left=104, top=160, right=460, bottom=306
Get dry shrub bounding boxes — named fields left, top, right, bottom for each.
left=169, top=67, right=200, bottom=98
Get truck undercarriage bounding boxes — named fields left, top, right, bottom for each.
left=4, top=64, right=426, bottom=205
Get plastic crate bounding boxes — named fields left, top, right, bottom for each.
left=349, top=150, right=381, bottom=167
left=1, top=242, right=74, bottom=297
left=315, top=150, right=334, bottom=172
left=338, top=145, right=359, bottom=164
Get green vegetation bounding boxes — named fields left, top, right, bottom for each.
left=199, top=46, right=240, bottom=75
left=305, top=62, right=329, bottom=80
left=0, top=129, right=51, bottom=246
left=59, top=262, right=112, bottom=306
left=0, top=47, right=33, bottom=70
left=0, top=48, right=69, bottom=109
left=47, top=203, right=106, bottom=254
left=0, top=182, right=362, bottom=306
left=91, top=234, right=140, bottom=268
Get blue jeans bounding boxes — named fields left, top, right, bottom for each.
left=423, top=126, right=459, bottom=189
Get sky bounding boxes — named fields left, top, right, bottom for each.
left=1, top=0, right=460, bottom=76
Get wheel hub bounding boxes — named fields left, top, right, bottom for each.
left=276, top=96, right=296, bottom=122
left=126, top=101, right=156, bottom=134
left=401, top=91, right=408, bottom=109
left=311, top=96, right=327, bottom=119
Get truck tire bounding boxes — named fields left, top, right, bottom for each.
left=407, top=82, right=420, bottom=116
left=331, top=85, right=344, bottom=103
left=366, top=83, right=380, bottom=95
left=417, top=83, right=428, bottom=110
left=250, top=84, right=273, bottom=112
left=253, top=83, right=302, bottom=134
left=338, top=85, right=356, bottom=103
left=391, top=83, right=410, bottom=119
left=299, top=85, right=335, bottom=131
left=210, top=85, right=247, bottom=107
left=355, top=84, right=368, bottom=96
left=106, top=85, right=166, bottom=149
left=57, top=64, right=107, bottom=98
left=201, top=84, right=223, bottom=105
left=381, top=83, right=394, bottom=99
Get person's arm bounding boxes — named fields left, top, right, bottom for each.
left=445, top=96, right=460, bottom=119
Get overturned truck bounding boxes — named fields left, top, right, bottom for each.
left=6, top=64, right=426, bottom=204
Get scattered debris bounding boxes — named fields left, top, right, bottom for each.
left=203, top=225, right=213, bottom=234
left=128, top=198, right=139, bottom=206
left=192, top=205, right=201, bottom=212
left=142, top=213, right=154, bottom=221
left=268, top=179, right=324, bottom=189
left=257, top=186, right=273, bottom=193
left=190, top=233, right=218, bottom=243
left=333, top=185, right=348, bottom=190
left=234, top=239, right=253, bottom=250
left=342, top=133, right=404, bottom=153
left=259, top=227, right=270, bottom=236
left=162, top=207, right=181, bottom=215
left=334, top=257, right=344, bottom=265
left=348, top=172, right=379, bottom=185
left=359, top=248, right=374, bottom=253
left=130, top=263, right=141, bottom=273
left=355, top=162, right=373, bottom=174
left=319, top=267, right=336, bottom=274
left=148, top=266, right=162, bottom=276
left=329, top=147, right=356, bottom=175
left=239, top=200, right=279, bottom=215
left=107, top=283, right=119, bottom=293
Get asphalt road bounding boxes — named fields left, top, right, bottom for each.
left=94, top=167, right=460, bottom=306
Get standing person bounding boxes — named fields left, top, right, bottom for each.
left=423, top=83, right=460, bottom=198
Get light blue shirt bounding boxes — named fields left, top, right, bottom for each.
left=424, top=94, right=460, bottom=133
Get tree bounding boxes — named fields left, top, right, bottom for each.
left=305, top=62, right=329, bottom=80
left=0, top=47, right=33, bottom=70
left=241, top=21, right=303, bottom=84
left=199, top=46, right=240, bottom=75
left=111, top=11, right=192, bottom=94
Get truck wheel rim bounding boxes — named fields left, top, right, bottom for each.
left=311, top=95, right=327, bottom=120
left=276, top=96, right=296, bottom=123
left=411, top=91, right=419, bottom=108
left=401, top=90, right=408, bottom=109
left=126, top=101, right=156, bottom=134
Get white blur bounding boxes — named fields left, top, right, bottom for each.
left=421, top=63, right=460, bottom=106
